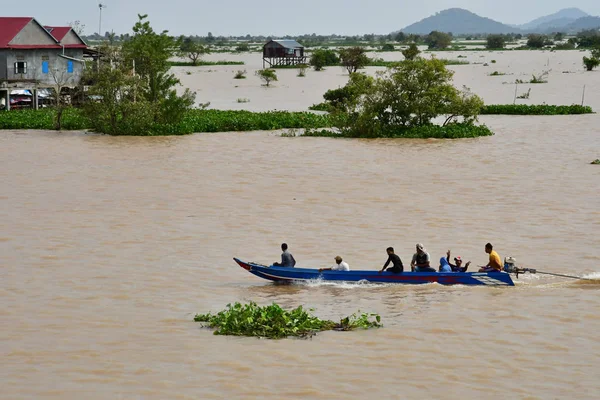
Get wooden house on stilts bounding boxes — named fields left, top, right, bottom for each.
left=262, top=39, right=306, bottom=68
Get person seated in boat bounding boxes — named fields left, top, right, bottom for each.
left=319, top=256, right=350, bottom=272
left=478, top=243, right=502, bottom=272
left=411, top=243, right=436, bottom=272
left=379, top=247, right=404, bottom=273
left=439, top=257, right=453, bottom=272
left=446, top=250, right=471, bottom=272
left=273, top=243, right=296, bottom=268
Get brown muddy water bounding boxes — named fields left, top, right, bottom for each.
left=1, top=50, right=600, bottom=399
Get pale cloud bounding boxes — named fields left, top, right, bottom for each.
left=3, top=0, right=599, bottom=36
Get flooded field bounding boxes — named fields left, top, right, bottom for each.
left=1, top=50, right=600, bottom=399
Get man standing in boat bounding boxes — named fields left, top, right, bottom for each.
left=478, top=243, right=502, bottom=272
left=379, top=247, right=404, bottom=273
left=273, top=243, right=296, bottom=268
left=411, top=243, right=436, bottom=272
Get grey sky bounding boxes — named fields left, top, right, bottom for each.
left=4, top=1, right=599, bottom=36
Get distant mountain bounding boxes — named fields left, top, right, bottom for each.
left=402, top=8, right=519, bottom=35
left=534, top=17, right=581, bottom=33
left=561, top=16, right=600, bottom=33
left=520, top=8, right=589, bottom=31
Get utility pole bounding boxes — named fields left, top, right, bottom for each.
left=98, top=3, right=107, bottom=38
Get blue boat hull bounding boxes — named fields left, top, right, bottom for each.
left=234, top=258, right=514, bottom=286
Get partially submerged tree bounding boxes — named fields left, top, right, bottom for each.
left=425, top=31, right=452, bottom=50
left=310, top=49, right=339, bottom=71
left=49, top=61, right=76, bottom=130
left=338, top=47, right=370, bottom=74
left=84, top=14, right=195, bottom=135
left=527, top=34, right=547, bottom=48
left=256, top=69, right=278, bottom=87
left=583, top=57, right=600, bottom=71
left=318, top=58, right=484, bottom=137
left=486, top=35, right=506, bottom=49
left=179, top=37, right=210, bottom=65
left=402, top=43, right=421, bottom=60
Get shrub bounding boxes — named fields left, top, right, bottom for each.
left=583, top=56, right=600, bottom=71
left=304, top=123, right=493, bottom=139
left=480, top=104, right=594, bottom=115
left=530, top=71, right=548, bottom=83
left=234, top=70, right=247, bottom=79
left=381, top=43, right=395, bottom=51
left=235, top=43, right=250, bottom=52
left=402, top=43, right=420, bottom=60
left=256, top=69, right=278, bottom=87
left=297, top=64, right=308, bottom=77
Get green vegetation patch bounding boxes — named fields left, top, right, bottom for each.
left=480, top=104, right=594, bottom=115
left=194, top=302, right=381, bottom=339
left=591, top=159, right=600, bottom=165
left=0, top=108, right=88, bottom=130
left=303, top=123, right=494, bottom=139
left=168, top=60, right=244, bottom=67
left=0, top=109, right=334, bottom=135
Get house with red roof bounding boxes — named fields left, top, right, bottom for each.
left=0, top=17, right=88, bottom=109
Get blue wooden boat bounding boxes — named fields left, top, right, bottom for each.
left=234, top=258, right=515, bottom=286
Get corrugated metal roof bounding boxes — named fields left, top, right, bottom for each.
left=272, top=39, right=304, bottom=48
left=0, top=17, right=33, bottom=48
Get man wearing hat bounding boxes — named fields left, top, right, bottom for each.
left=411, top=243, right=436, bottom=272
left=446, top=250, right=471, bottom=272
left=319, top=256, right=350, bottom=272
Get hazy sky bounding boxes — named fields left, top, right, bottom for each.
left=4, top=1, right=600, bottom=36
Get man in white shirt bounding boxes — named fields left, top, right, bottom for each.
left=319, top=256, right=350, bottom=272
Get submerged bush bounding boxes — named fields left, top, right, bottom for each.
left=194, top=302, right=381, bottom=339
left=0, top=108, right=334, bottom=135
left=480, top=104, right=594, bottom=115
left=304, top=123, right=494, bottom=139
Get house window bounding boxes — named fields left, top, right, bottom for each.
left=67, top=61, right=74, bottom=73
left=14, top=61, right=27, bottom=74
left=42, top=61, right=49, bottom=74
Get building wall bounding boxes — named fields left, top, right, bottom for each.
left=10, top=20, right=57, bottom=46
left=0, top=52, right=7, bottom=81
left=61, top=31, right=84, bottom=46
left=1, top=49, right=85, bottom=87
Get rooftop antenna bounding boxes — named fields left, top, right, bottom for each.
left=98, top=3, right=107, bottom=38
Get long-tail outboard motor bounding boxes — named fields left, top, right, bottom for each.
left=503, top=256, right=518, bottom=273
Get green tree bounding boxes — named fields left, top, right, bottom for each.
left=310, top=49, right=339, bottom=71
left=554, top=32, right=565, bottom=41
left=339, top=47, right=370, bottom=74
left=321, top=72, right=374, bottom=113
left=179, top=37, right=210, bottom=65
left=486, top=35, right=506, bottom=49
left=395, top=32, right=406, bottom=43
left=577, top=30, right=600, bottom=48
left=527, top=34, right=546, bottom=48
left=331, top=58, right=483, bottom=137
left=256, top=69, right=278, bottom=86
left=402, top=43, right=421, bottom=60
left=381, top=43, right=395, bottom=51
left=84, top=15, right=195, bottom=134
left=425, top=31, right=452, bottom=50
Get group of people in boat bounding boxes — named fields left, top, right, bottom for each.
left=274, top=242, right=504, bottom=273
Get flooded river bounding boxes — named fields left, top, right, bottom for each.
left=1, top=50, right=600, bottom=399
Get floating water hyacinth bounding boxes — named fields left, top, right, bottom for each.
left=194, top=302, right=381, bottom=339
